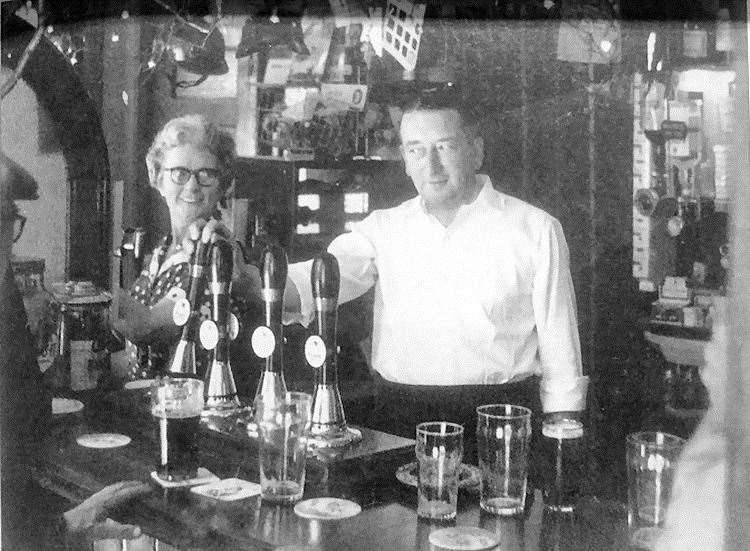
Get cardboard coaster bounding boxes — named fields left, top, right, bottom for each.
left=428, top=527, right=501, bottom=551
left=294, top=498, right=362, bottom=520
left=190, top=478, right=261, bottom=501
left=124, top=378, right=156, bottom=390
left=150, top=468, right=219, bottom=489
left=76, top=433, right=131, bottom=449
left=52, top=397, right=84, bottom=415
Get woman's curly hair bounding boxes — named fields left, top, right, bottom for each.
left=145, top=114, right=235, bottom=189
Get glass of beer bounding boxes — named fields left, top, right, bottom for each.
left=150, top=376, right=204, bottom=482
left=255, top=391, right=312, bottom=503
left=476, top=404, right=532, bottom=516
left=541, top=418, right=585, bottom=513
left=626, top=431, right=685, bottom=550
left=415, top=422, right=464, bottom=521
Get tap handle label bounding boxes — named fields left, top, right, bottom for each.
left=200, top=320, right=219, bottom=350
left=251, top=325, right=276, bottom=358
left=172, top=298, right=192, bottom=327
left=304, top=335, right=326, bottom=368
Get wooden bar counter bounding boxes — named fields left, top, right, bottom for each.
left=35, top=388, right=630, bottom=550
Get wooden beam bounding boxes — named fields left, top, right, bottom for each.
left=724, top=16, right=750, bottom=551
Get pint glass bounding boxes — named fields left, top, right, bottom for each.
left=150, top=377, right=204, bottom=482
left=256, top=392, right=312, bottom=503
left=541, top=418, right=585, bottom=512
left=476, top=404, right=532, bottom=516
left=415, top=422, right=464, bottom=521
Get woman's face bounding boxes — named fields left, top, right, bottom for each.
left=157, top=144, right=223, bottom=228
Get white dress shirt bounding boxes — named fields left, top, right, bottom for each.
left=286, top=175, right=588, bottom=412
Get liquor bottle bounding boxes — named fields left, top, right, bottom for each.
left=168, top=238, right=208, bottom=375
left=307, top=252, right=361, bottom=448
left=201, top=239, right=241, bottom=412
left=252, top=245, right=288, bottom=406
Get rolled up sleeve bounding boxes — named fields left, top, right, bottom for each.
left=532, top=217, right=588, bottom=412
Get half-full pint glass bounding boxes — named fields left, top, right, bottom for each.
left=150, top=376, right=204, bottom=482
left=476, top=404, right=532, bottom=516
left=256, top=392, right=312, bottom=503
left=541, top=418, right=585, bottom=512
left=415, top=422, right=464, bottom=521
left=626, top=431, right=685, bottom=550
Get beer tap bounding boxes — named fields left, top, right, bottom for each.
left=246, top=245, right=288, bottom=438
left=168, top=236, right=209, bottom=375
left=306, top=252, right=361, bottom=449
left=252, top=244, right=289, bottom=405
left=200, top=239, right=241, bottom=413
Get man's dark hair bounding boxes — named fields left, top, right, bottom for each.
left=400, top=82, right=480, bottom=136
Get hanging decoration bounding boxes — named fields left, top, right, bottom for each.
left=382, top=0, right=425, bottom=72
left=140, top=0, right=229, bottom=95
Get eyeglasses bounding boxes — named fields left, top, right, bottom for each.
left=403, top=139, right=465, bottom=162
left=163, top=166, right=222, bottom=187
left=13, top=212, right=26, bottom=243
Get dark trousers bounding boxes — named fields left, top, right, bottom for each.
left=367, top=374, right=543, bottom=485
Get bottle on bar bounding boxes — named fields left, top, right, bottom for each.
left=168, top=238, right=209, bottom=376
left=307, top=251, right=361, bottom=448
left=201, top=239, right=241, bottom=413
left=251, top=245, right=288, bottom=407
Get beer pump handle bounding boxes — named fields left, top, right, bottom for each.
left=310, top=252, right=339, bottom=366
left=311, top=252, right=340, bottom=304
left=210, top=239, right=234, bottom=326
left=187, top=240, right=209, bottom=308
left=260, top=245, right=288, bottom=293
left=260, top=245, right=288, bottom=325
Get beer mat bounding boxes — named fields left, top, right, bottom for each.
left=428, top=527, right=500, bottom=551
left=76, top=433, right=131, bottom=449
left=52, top=397, right=84, bottom=415
left=294, top=498, right=362, bottom=520
left=124, top=379, right=156, bottom=390
left=150, top=468, right=220, bottom=488
left=396, top=462, right=480, bottom=491
left=190, top=478, right=261, bottom=501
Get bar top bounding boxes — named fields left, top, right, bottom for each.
left=35, top=389, right=630, bottom=550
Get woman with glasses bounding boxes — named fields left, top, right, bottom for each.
left=114, top=114, right=247, bottom=381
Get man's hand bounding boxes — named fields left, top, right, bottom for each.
left=63, top=481, right=151, bottom=540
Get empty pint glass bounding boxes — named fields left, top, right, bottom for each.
left=541, top=418, right=585, bottom=512
left=150, top=377, right=204, bottom=482
left=415, top=422, right=464, bottom=521
left=256, top=392, right=312, bottom=503
left=626, top=431, right=685, bottom=550
left=476, top=404, right=532, bottom=516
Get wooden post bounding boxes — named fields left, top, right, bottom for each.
left=724, top=16, right=750, bottom=551
left=587, top=62, right=597, bottom=375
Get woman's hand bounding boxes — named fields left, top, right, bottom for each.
left=63, top=480, right=151, bottom=540
left=114, top=290, right=179, bottom=345
left=179, top=218, right=232, bottom=256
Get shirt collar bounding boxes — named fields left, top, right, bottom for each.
left=412, top=174, right=499, bottom=225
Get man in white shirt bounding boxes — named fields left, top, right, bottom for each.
left=254, top=87, right=588, bottom=461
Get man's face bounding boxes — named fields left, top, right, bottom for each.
left=399, top=109, right=484, bottom=213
